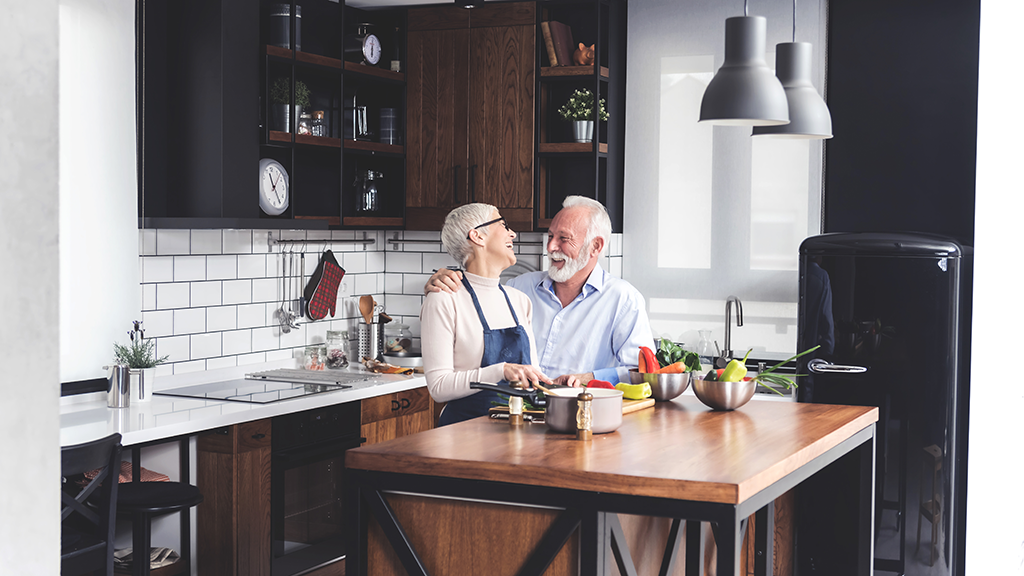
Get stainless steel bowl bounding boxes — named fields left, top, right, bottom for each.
left=637, top=371, right=691, bottom=401
left=691, top=378, right=757, bottom=411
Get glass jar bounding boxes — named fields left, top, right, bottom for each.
left=303, top=344, right=326, bottom=370
left=384, top=323, right=412, bottom=353
left=311, top=110, right=325, bottom=137
left=297, top=112, right=312, bottom=135
left=326, top=330, right=349, bottom=369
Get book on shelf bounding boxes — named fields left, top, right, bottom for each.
left=547, top=21, right=574, bottom=68
left=540, top=21, right=558, bottom=66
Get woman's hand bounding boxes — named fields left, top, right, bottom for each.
left=424, top=268, right=464, bottom=294
left=552, top=372, right=594, bottom=388
left=503, top=363, right=552, bottom=388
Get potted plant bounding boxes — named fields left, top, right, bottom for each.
left=270, top=77, right=311, bottom=133
left=558, top=88, right=609, bottom=143
left=113, top=321, right=168, bottom=402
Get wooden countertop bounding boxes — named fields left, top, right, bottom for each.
left=346, top=397, right=877, bottom=505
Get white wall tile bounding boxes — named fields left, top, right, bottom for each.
left=609, top=257, right=623, bottom=278
left=237, top=254, right=267, bottom=279
left=401, top=231, right=441, bottom=242
left=207, top=255, right=237, bottom=280
left=252, top=230, right=277, bottom=254
left=142, top=310, right=173, bottom=338
left=190, top=332, right=221, bottom=359
left=353, top=274, right=378, bottom=296
left=237, top=304, right=265, bottom=329
left=610, top=233, right=623, bottom=257
left=305, top=321, right=329, bottom=344
left=156, top=335, right=190, bottom=364
left=143, top=256, right=174, bottom=283
left=386, top=294, right=424, bottom=316
left=174, top=308, right=206, bottom=335
left=222, top=280, right=252, bottom=305
left=386, top=252, right=422, bottom=273
left=252, top=278, right=278, bottom=303
left=343, top=252, right=367, bottom=274
left=237, top=352, right=268, bottom=365
left=365, top=251, right=385, bottom=273
left=207, top=306, right=237, bottom=332
left=280, top=324, right=306, bottom=348
left=142, top=283, right=157, bottom=311
left=331, top=230, right=356, bottom=241
left=190, top=230, right=222, bottom=254
left=206, top=356, right=237, bottom=371
left=140, top=229, right=157, bottom=256
left=190, top=281, right=221, bottom=307
left=422, top=252, right=458, bottom=272
left=156, top=283, right=190, bottom=310
left=384, top=273, right=402, bottom=293
left=252, top=327, right=280, bottom=352
left=223, top=230, right=253, bottom=254
left=223, top=329, right=252, bottom=356
left=172, top=360, right=206, bottom=375
left=265, top=349, right=295, bottom=363
left=403, top=274, right=431, bottom=295
left=173, top=256, right=206, bottom=282
left=156, top=230, right=190, bottom=255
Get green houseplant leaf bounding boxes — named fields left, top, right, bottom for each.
left=270, top=77, right=311, bottom=108
left=557, top=89, right=610, bottom=122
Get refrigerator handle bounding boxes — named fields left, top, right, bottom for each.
left=808, top=358, right=868, bottom=374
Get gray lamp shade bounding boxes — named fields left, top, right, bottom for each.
left=699, top=16, right=790, bottom=126
left=752, top=42, right=833, bottom=138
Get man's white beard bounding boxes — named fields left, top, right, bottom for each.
left=547, top=242, right=590, bottom=283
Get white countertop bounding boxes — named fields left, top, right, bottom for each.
left=60, top=362, right=427, bottom=447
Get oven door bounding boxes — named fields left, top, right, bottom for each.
left=271, top=433, right=362, bottom=576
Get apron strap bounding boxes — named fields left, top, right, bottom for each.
left=497, top=284, right=521, bottom=325
left=462, top=280, right=492, bottom=332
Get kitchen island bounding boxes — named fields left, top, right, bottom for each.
left=346, top=396, right=878, bottom=576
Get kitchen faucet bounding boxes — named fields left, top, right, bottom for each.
left=724, top=296, right=743, bottom=359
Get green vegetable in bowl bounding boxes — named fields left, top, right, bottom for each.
left=749, top=345, right=821, bottom=396
left=655, top=338, right=702, bottom=373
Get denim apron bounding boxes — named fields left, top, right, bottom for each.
left=437, top=280, right=532, bottom=426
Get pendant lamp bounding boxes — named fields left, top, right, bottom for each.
left=698, top=9, right=790, bottom=126
left=752, top=2, right=832, bottom=138
left=456, top=0, right=477, bottom=8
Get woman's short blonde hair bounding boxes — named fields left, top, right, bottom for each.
left=441, top=203, right=498, bottom=266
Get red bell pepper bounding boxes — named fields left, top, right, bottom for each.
left=639, top=346, right=659, bottom=374
left=585, top=379, right=616, bottom=389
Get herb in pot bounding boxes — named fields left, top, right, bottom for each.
left=112, top=320, right=169, bottom=369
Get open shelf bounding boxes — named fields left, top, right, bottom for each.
left=344, top=140, right=405, bottom=155
left=344, top=61, right=406, bottom=83
left=539, top=142, right=608, bottom=154
left=266, top=45, right=344, bottom=70
left=541, top=65, right=609, bottom=78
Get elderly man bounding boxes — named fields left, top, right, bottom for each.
left=427, top=196, right=653, bottom=386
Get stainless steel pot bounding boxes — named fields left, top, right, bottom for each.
left=469, top=383, right=624, bottom=434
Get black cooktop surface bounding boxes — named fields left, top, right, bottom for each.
left=154, top=369, right=379, bottom=404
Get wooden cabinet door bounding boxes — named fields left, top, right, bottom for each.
left=360, top=387, right=434, bottom=445
left=405, top=27, right=470, bottom=230
left=467, top=20, right=535, bottom=232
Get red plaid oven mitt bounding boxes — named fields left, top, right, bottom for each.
left=304, top=250, right=345, bottom=320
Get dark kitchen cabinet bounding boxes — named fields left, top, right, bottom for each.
left=360, top=386, right=434, bottom=445
left=536, top=0, right=626, bottom=231
left=405, top=2, right=536, bottom=232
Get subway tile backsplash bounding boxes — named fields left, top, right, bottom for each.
left=139, top=228, right=623, bottom=376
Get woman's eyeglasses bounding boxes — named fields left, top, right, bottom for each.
left=467, top=217, right=510, bottom=239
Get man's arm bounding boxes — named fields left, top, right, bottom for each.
left=605, top=286, right=654, bottom=383
left=423, top=268, right=464, bottom=294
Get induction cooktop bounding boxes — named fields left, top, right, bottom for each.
left=155, top=369, right=380, bottom=404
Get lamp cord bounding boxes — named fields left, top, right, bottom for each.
left=792, top=0, right=797, bottom=42
left=744, top=0, right=748, bottom=16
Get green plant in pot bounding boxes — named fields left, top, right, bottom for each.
left=270, top=77, right=311, bottom=133
left=113, top=321, right=168, bottom=403
left=558, top=88, right=609, bottom=143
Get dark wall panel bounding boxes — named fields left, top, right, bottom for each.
left=824, top=0, right=980, bottom=246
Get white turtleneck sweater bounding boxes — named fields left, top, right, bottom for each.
left=420, top=272, right=539, bottom=403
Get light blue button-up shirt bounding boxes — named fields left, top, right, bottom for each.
left=506, top=264, right=654, bottom=383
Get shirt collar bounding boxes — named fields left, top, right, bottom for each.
left=541, top=262, right=606, bottom=297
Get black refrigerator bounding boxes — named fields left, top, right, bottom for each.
left=796, top=233, right=971, bottom=576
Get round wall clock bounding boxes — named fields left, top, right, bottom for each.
left=259, top=158, right=289, bottom=216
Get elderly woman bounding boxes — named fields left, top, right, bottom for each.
left=421, top=203, right=552, bottom=426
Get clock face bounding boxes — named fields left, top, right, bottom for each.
left=259, top=158, right=289, bottom=216
left=362, top=34, right=381, bottom=65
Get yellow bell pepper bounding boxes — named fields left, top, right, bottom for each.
left=615, top=382, right=652, bottom=400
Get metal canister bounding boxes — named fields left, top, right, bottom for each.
left=106, top=364, right=131, bottom=409
left=269, top=4, right=302, bottom=51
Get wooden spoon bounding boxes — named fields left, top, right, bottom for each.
left=359, top=295, right=373, bottom=324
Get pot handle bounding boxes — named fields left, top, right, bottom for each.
left=470, top=382, right=545, bottom=407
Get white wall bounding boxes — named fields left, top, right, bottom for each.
left=965, top=0, right=1024, bottom=572
left=0, top=0, right=60, bottom=572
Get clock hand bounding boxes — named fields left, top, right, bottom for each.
left=270, top=171, right=278, bottom=192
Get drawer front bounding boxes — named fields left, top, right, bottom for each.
left=361, top=387, right=431, bottom=425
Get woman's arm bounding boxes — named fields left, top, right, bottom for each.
left=420, top=292, right=505, bottom=403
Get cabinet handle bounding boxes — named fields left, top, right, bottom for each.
left=469, top=165, right=477, bottom=202
left=251, top=433, right=266, bottom=440
left=453, top=165, right=460, bottom=204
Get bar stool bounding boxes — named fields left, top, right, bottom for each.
left=118, top=441, right=203, bottom=576
left=915, top=444, right=942, bottom=566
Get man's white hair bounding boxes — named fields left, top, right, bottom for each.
left=441, top=203, right=498, bottom=267
left=562, top=195, right=611, bottom=255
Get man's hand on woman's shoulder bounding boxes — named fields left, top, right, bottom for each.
left=424, top=268, right=464, bottom=294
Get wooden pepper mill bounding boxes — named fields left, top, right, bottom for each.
left=508, top=381, right=525, bottom=426
left=576, top=391, right=594, bottom=441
